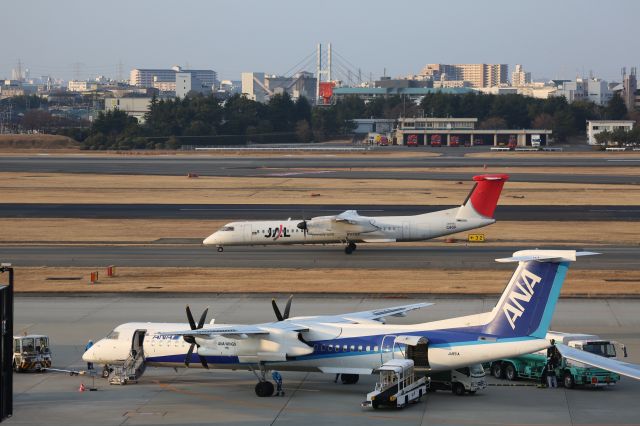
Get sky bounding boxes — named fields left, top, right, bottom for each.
left=2, top=0, right=639, bottom=83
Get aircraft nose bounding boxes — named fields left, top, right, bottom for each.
left=203, top=233, right=218, bottom=245
left=82, top=344, right=96, bottom=362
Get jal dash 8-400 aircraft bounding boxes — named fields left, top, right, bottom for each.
left=203, top=174, right=509, bottom=254
left=83, top=250, right=640, bottom=397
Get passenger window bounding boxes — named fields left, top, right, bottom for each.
left=374, top=346, right=379, bottom=352
left=343, top=345, right=347, bottom=352
left=358, top=345, right=363, bottom=352
left=366, top=345, right=371, bottom=352
left=350, top=345, right=355, bottom=351
left=328, top=344, right=333, bottom=351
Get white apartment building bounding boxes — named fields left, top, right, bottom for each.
left=512, top=64, right=532, bottom=86
left=586, top=120, right=635, bottom=145
left=67, top=80, right=98, bottom=92
left=104, top=97, right=153, bottom=123
left=130, top=66, right=216, bottom=89
left=419, top=64, right=508, bottom=88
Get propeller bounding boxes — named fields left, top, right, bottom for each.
left=297, top=212, right=309, bottom=237
left=272, top=295, right=293, bottom=321
left=183, top=305, right=209, bottom=369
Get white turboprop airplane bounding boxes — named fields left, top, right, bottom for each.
left=83, top=249, right=640, bottom=397
left=203, top=174, right=509, bottom=254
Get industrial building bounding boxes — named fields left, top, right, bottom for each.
left=130, top=66, right=217, bottom=89
left=586, top=120, right=636, bottom=145
left=551, top=78, right=613, bottom=105
left=104, top=97, right=153, bottom=123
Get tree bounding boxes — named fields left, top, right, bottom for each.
left=295, top=120, right=312, bottom=142
left=531, top=113, right=554, bottom=129
left=479, top=116, right=507, bottom=129
left=604, top=94, right=627, bottom=120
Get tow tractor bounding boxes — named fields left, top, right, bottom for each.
left=362, top=359, right=428, bottom=409
left=12, top=335, right=52, bottom=372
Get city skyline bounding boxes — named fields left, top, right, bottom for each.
left=2, top=0, right=639, bottom=83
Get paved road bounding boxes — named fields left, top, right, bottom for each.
left=3, top=203, right=640, bottom=221
left=2, top=244, right=636, bottom=270
left=11, top=295, right=640, bottom=425
left=2, top=155, right=640, bottom=183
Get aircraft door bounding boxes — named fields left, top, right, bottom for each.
left=131, top=330, right=146, bottom=360
left=380, top=335, right=397, bottom=364
left=402, top=222, right=412, bottom=241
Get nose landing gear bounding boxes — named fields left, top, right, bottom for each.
left=255, top=380, right=275, bottom=397
left=344, top=242, right=357, bottom=255
left=217, top=246, right=224, bottom=253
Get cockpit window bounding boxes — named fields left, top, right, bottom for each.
left=106, top=331, right=120, bottom=340
left=219, top=226, right=235, bottom=232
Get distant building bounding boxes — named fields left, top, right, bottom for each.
left=67, top=80, right=98, bottom=92
left=104, top=97, right=153, bottom=123
left=332, top=86, right=472, bottom=103
left=623, top=68, right=637, bottom=111
left=176, top=72, right=210, bottom=97
left=586, top=120, right=635, bottom=145
left=242, top=72, right=316, bottom=103
left=418, top=64, right=509, bottom=88
left=511, top=64, right=531, bottom=86
left=130, top=66, right=216, bottom=89
left=552, top=78, right=612, bottom=105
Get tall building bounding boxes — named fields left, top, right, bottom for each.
left=130, top=66, right=216, bottom=89
left=511, top=64, right=532, bottom=86
left=242, top=72, right=316, bottom=103
left=419, top=64, right=508, bottom=88
left=623, top=68, right=637, bottom=112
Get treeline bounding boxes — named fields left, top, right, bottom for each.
left=81, top=90, right=634, bottom=149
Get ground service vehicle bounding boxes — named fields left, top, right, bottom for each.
left=362, top=359, right=428, bottom=409
left=449, top=136, right=460, bottom=147
left=531, top=134, right=542, bottom=148
left=407, top=134, right=418, bottom=147
left=13, top=335, right=52, bottom=372
left=490, top=332, right=625, bottom=388
left=430, top=135, right=442, bottom=147
left=507, top=135, right=517, bottom=150
left=430, top=364, right=486, bottom=395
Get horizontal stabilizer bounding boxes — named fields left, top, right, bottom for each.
left=555, top=343, right=640, bottom=381
left=496, top=250, right=599, bottom=263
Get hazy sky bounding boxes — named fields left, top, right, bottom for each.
left=2, top=0, right=639, bottom=82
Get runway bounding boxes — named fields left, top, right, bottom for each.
left=2, top=244, right=637, bottom=270
left=3, top=203, right=640, bottom=220
left=2, top=154, right=639, bottom=183
left=11, top=295, right=640, bottom=426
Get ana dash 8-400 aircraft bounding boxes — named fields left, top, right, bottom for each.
left=203, top=174, right=509, bottom=254
left=83, top=249, right=640, bottom=397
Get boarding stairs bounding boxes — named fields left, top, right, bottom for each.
left=109, top=351, right=146, bottom=385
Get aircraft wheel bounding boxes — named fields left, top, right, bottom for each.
left=217, top=246, right=224, bottom=253
left=255, top=381, right=275, bottom=397
left=102, top=366, right=111, bottom=379
left=504, top=363, right=517, bottom=381
left=348, top=242, right=357, bottom=251
left=491, top=362, right=503, bottom=379
left=344, top=245, right=354, bottom=255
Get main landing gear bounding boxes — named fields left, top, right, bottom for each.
left=251, top=364, right=275, bottom=397
left=216, top=246, right=224, bottom=253
left=344, top=242, right=357, bottom=255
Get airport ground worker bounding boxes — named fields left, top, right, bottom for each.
left=85, top=340, right=94, bottom=370
left=545, top=356, right=558, bottom=388
left=272, top=371, right=284, bottom=396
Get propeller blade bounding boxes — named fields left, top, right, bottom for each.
left=185, top=343, right=195, bottom=367
left=198, top=354, right=209, bottom=369
left=283, top=295, right=293, bottom=320
left=183, top=335, right=195, bottom=345
left=272, top=299, right=284, bottom=321
left=186, top=305, right=196, bottom=330
left=197, top=307, right=209, bottom=329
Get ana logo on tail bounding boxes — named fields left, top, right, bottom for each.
left=503, top=268, right=542, bottom=330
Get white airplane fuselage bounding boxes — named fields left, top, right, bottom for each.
left=84, top=314, right=548, bottom=375
left=204, top=209, right=495, bottom=247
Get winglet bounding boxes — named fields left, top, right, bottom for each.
left=496, top=250, right=600, bottom=263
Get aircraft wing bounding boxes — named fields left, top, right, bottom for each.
left=555, top=343, right=640, bottom=381
left=302, top=302, right=433, bottom=324
left=156, top=325, right=270, bottom=339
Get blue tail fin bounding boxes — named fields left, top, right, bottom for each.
left=482, top=250, right=596, bottom=339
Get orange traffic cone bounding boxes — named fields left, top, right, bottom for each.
left=78, top=383, right=86, bottom=392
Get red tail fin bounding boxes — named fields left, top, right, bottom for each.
left=466, top=174, right=509, bottom=218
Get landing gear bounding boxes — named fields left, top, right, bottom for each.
left=255, top=381, right=275, bottom=397
left=217, top=246, right=224, bottom=253
left=102, top=365, right=112, bottom=379
left=344, top=242, right=357, bottom=254
left=341, top=373, right=359, bottom=384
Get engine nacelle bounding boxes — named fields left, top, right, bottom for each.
left=198, top=329, right=313, bottom=360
